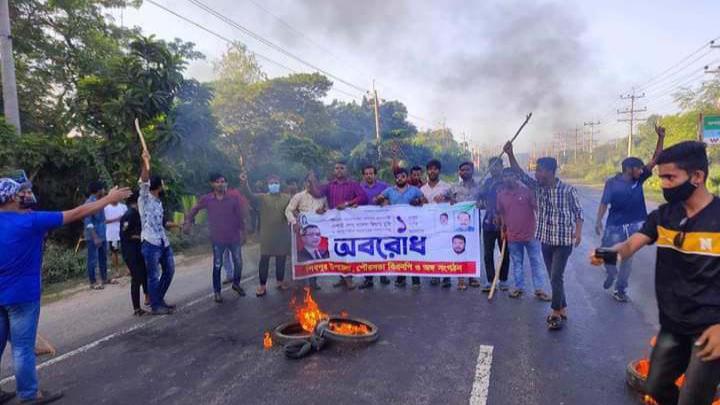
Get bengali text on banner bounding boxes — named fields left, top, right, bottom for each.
left=291, top=202, right=481, bottom=279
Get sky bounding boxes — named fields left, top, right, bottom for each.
left=115, top=0, right=720, bottom=153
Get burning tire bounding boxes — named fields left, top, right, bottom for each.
left=626, top=360, right=648, bottom=393
left=272, top=321, right=312, bottom=345
left=318, top=317, right=379, bottom=344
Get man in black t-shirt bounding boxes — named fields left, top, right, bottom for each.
left=591, top=141, right=720, bottom=405
left=120, top=193, right=148, bottom=316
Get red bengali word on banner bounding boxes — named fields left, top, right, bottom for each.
left=293, top=260, right=478, bottom=279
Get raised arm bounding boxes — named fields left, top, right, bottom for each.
left=306, top=171, right=324, bottom=199
left=504, top=141, right=537, bottom=189
left=238, top=173, right=260, bottom=206
left=646, top=124, right=666, bottom=171
left=63, top=187, right=131, bottom=225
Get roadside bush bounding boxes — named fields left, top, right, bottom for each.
left=42, top=242, right=86, bottom=285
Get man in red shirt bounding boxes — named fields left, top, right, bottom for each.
left=308, top=161, right=368, bottom=289
left=497, top=168, right=550, bottom=301
left=184, top=173, right=249, bottom=303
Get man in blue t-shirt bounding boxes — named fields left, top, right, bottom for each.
left=595, top=124, right=665, bottom=302
left=0, top=177, right=130, bottom=404
left=374, top=168, right=426, bottom=289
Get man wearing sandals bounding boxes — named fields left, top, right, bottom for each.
left=505, top=142, right=583, bottom=330
left=1, top=177, right=131, bottom=404
left=497, top=168, right=550, bottom=301
left=592, top=142, right=720, bottom=405
left=84, top=181, right=118, bottom=290
left=239, top=173, right=291, bottom=297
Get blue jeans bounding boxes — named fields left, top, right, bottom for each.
left=212, top=243, right=242, bottom=293
left=86, top=240, right=108, bottom=284
left=541, top=244, right=573, bottom=311
left=142, top=241, right=175, bottom=310
left=0, top=301, right=40, bottom=400
left=602, top=221, right=643, bottom=294
left=508, top=240, right=547, bottom=292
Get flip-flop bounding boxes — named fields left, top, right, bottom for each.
left=546, top=315, right=564, bottom=330
left=256, top=287, right=267, bottom=297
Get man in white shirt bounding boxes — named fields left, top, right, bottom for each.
left=105, top=200, right=127, bottom=275
left=285, top=175, right=328, bottom=289
left=420, top=159, right=452, bottom=287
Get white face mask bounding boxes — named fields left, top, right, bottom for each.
left=268, top=183, right=280, bottom=194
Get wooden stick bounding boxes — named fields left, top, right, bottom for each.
left=497, top=112, right=533, bottom=159
left=134, top=118, right=149, bottom=153
left=488, top=238, right=508, bottom=301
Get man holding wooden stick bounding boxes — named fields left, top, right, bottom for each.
left=505, top=142, right=583, bottom=330
left=139, top=143, right=176, bottom=315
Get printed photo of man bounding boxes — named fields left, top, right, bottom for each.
left=452, top=234, right=466, bottom=254
left=455, top=211, right=475, bottom=232
left=297, top=224, right=329, bottom=263
left=439, top=213, right=449, bottom=226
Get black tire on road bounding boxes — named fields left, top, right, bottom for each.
left=273, top=321, right=312, bottom=346
left=319, top=317, right=380, bottom=344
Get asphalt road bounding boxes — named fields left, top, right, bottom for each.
left=1, top=186, right=662, bottom=405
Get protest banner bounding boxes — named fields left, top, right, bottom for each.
left=291, top=201, right=481, bottom=279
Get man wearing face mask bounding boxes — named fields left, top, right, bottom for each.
left=139, top=150, right=176, bottom=316
left=185, top=173, right=249, bottom=303
left=0, top=177, right=131, bottom=404
left=595, top=124, right=665, bottom=302
left=240, top=173, right=291, bottom=297
left=591, top=141, right=720, bottom=405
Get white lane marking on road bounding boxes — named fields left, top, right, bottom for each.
left=469, top=345, right=494, bottom=405
left=0, top=275, right=257, bottom=386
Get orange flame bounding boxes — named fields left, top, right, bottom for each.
left=292, top=287, right=328, bottom=332
left=329, top=320, right=370, bottom=335
left=263, top=332, right=273, bottom=350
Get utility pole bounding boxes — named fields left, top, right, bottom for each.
left=0, top=0, right=20, bottom=134
left=584, top=121, right=600, bottom=161
left=574, top=125, right=580, bottom=162
left=618, top=89, right=646, bottom=157
left=371, top=80, right=381, bottom=161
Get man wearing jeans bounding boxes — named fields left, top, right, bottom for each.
left=139, top=150, right=175, bottom=315
left=595, top=124, right=665, bottom=302
left=479, top=157, right=510, bottom=293
left=0, top=177, right=130, bottom=404
left=505, top=142, right=583, bottom=331
left=185, top=173, right=249, bottom=303
left=497, top=168, right=550, bottom=301
left=84, top=181, right=114, bottom=290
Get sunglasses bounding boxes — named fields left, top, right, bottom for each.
left=673, top=217, right=689, bottom=249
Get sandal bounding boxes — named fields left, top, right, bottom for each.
left=509, top=289, right=523, bottom=299
left=546, top=315, right=564, bottom=330
left=534, top=291, right=552, bottom=302
left=256, top=286, right=267, bottom=297
left=457, top=282, right=468, bottom=291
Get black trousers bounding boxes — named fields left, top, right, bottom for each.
left=259, top=255, right=286, bottom=286
left=121, top=240, right=147, bottom=310
left=483, top=229, right=509, bottom=283
left=646, top=328, right=720, bottom=405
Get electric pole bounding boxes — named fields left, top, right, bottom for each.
left=371, top=80, right=381, bottom=161
left=618, top=89, right=646, bottom=157
left=574, top=125, right=580, bottom=162
left=0, top=0, right=20, bottom=134
left=584, top=121, right=600, bottom=161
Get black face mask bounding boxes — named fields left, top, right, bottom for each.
left=662, top=179, right=697, bottom=204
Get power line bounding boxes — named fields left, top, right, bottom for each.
left=636, top=37, right=719, bottom=90
left=186, top=0, right=369, bottom=95
left=617, top=90, right=646, bottom=157
left=144, top=0, right=297, bottom=73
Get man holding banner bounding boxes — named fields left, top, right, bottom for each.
left=448, top=161, right=483, bottom=290
left=308, top=161, right=368, bottom=290
left=373, top=167, right=426, bottom=289
left=420, top=159, right=453, bottom=287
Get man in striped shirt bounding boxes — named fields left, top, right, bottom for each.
left=505, top=142, right=583, bottom=330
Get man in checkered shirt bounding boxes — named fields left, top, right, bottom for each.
left=504, top=142, right=584, bottom=330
